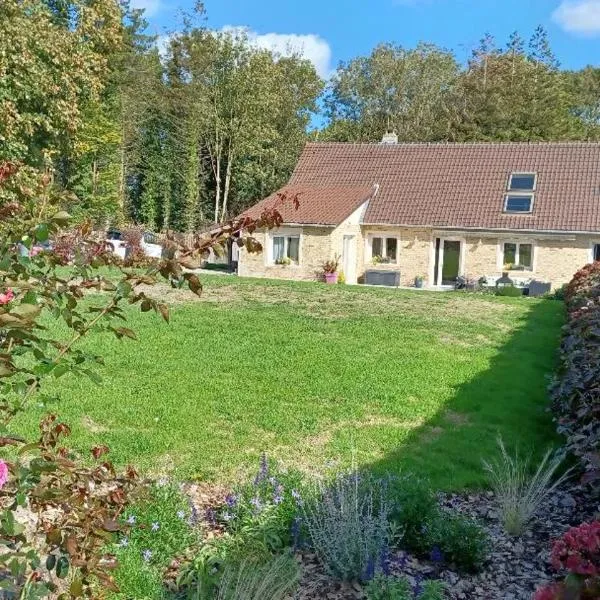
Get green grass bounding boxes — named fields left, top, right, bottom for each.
left=12, top=275, right=564, bottom=489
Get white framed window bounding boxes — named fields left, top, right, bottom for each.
left=367, top=235, right=399, bottom=264
left=589, top=242, right=600, bottom=263
left=504, top=194, right=534, bottom=213
left=501, top=241, right=534, bottom=271
left=271, top=234, right=300, bottom=265
left=508, top=172, right=537, bottom=191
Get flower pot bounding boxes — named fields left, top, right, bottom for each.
left=415, top=278, right=424, bottom=289
left=325, top=272, right=338, bottom=285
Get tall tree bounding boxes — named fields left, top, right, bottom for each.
left=322, top=43, right=462, bottom=142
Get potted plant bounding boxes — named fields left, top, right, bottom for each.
left=323, top=255, right=340, bottom=284
left=275, top=256, right=292, bottom=266
left=415, top=275, right=425, bottom=288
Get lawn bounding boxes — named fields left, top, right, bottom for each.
left=13, top=275, right=564, bottom=490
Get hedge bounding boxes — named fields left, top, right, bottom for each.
left=550, top=262, right=600, bottom=483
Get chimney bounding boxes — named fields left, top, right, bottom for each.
left=380, top=131, right=398, bottom=145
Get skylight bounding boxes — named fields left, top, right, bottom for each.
left=509, top=173, right=536, bottom=191
left=504, top=194, right=533, bottom=213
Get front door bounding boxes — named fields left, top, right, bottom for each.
left=434, top=239, right=462, bottom=286
left=342, top=235, right=357, bottom=284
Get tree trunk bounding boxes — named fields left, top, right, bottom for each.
left=220, top=143, right=234, bottom=223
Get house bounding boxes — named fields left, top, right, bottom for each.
left=238, top=139, right=600, bottom=289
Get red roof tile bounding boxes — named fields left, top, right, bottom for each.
left=250, top=142, right=600, bottom=233
left=241, top=184, right=375, bottom=226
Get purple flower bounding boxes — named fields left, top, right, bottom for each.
left=118, top=537, right=129, bottom=548
left=273, top=494, right=284, bottom=505
left=250, top=496, right=262, bottom=512
left=157, top=477, right=168, bottom=487
left=126, top=515, right=136, bottom=525
left=430, top=546, right=444, bottom=564
left=151, top=522, right=160, bottom=532
left=291, top=489, right=303, bottom=505
left=225, top=494, right=238, bottom=507
left=222, top=512, right=234, bottom=522
left=142, top=549, right=153, bottom=563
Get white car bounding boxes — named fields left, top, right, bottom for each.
left=106, top=230, right=162, bottom=260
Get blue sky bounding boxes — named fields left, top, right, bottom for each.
left=136, top=0, right=600, bottom=78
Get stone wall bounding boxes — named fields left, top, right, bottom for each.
left=238, top=224, right=596, bottom=289
left=237, top=226, right=333, bottom=281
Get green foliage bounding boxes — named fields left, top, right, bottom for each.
left=365, top=574, right=412, bottom=600
left=387, top=476, right=488, bottom=572
left=215, top=456, right=305, bottom=554
left=111, top=483, right=199, bottom=599
left=495, top=286, right=524, bottom=297
left=388, top=476, right=439, bottom=553
left=365, top=574, right=446, bottom=600
left=423, top=512, right=489, bottom=573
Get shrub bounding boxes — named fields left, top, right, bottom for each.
left=495, top=285, right=523, bottom=297
left=387, top=475, right=487, bottom=572
left=483, top=437, right=573, bottom=536
left=301, top=472, right=393, bottom=581
left=214, top=552, right=301, bottom=600
left=424, top=512, right=488, bottom=573
left=0, top=160, right=290, bottom=597
left=534, top=521, right=600, bottom=599
left=388, top=475, right=439, bottom=554
left=365, top=574, right=446, bottom=600
left=550, top=262, right=600, bottom=483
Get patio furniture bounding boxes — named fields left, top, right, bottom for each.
left=527, top=280, right=552, bottom=297
left=365, top=270, right=401, bottom=287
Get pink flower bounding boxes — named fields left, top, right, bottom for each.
left=0, top=460, right=9, bottom=489
left=0, top=289, right=14, bottom=305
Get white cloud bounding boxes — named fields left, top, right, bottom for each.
left=552, top=0, right=600, bottom=35
left=129, top=0, right=161, bottom=17
left=221, top=26, right=333, bottom=79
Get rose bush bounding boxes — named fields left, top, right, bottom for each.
left=0, top=160, right=293, bottom=597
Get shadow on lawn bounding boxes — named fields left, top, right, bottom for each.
left=365, top=298, right=565, bottom=490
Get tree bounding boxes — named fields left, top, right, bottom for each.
left=322, top=43, right=462, bottom=142
left=0, top=0, right=123, bottom=165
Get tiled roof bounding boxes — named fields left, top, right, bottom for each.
left=241, top=184, right=375, bottom=226
left=254, top=142, right=600, bottom=233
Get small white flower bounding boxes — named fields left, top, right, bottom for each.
left=151, top=522, right=160, bottom=532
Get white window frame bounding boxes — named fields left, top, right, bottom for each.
left=267, top=228, right=302, bottom=266
left=365, top=234, right=400, bottom=265
left=508, top=172, right=537, bottom=192
left=503, top=193, right=535, bottom=214
left=430, top=235, right=466, bottom=287
left=498, top=240, right=536, bottom=272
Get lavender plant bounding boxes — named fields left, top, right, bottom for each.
left=215, top=454, right=305, bottom=554
left=301, top=471, right=393, bottom=581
